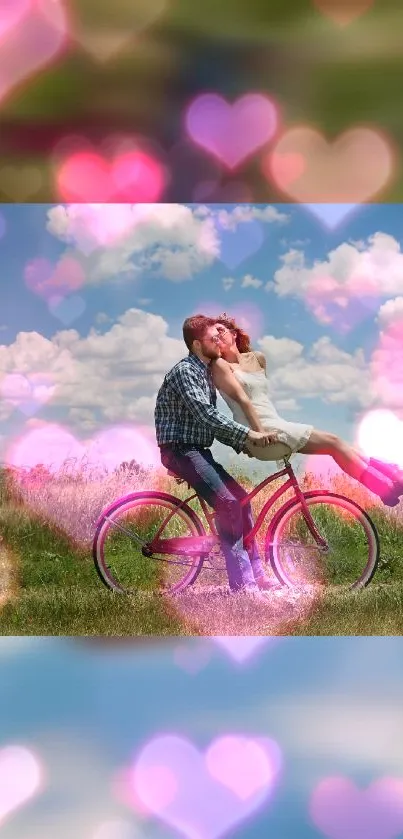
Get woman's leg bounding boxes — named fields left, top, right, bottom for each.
left=299, top=430, right=398, bottom=501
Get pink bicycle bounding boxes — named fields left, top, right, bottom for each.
left=92, top=455, right=379, bottom=595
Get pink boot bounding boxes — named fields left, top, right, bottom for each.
left=360, top=466, right=400, bottom=507
left=369, top=458, right=403, bottom=496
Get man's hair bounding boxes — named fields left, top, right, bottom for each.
left=182, top=314, right=216, bottom=352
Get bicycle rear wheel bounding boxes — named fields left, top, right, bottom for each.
left=266, top=491, right=379, bottom=590
left=93, top=491, right=207, bottom=594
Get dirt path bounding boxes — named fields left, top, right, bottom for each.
left=0, top=536, right=17, bottom=607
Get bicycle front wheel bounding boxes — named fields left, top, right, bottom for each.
left=93, top=491, right=206, bottom=594
left=266, top=491, right=380, bottom=590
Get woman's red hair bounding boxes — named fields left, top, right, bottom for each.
left=215, top=313, right=252, bottom=353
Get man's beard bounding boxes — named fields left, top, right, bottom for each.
left=201, top=345, right=221, bottom=360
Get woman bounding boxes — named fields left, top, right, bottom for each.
left=211, top=313, right=403, bottom=508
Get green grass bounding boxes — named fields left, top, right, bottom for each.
left=1, top=462, right=403, bottom=635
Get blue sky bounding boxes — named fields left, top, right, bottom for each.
left=0, top=202, right=402, bottom=477
left=1, top=636, right=403, bottom=839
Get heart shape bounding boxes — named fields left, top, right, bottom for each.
left=313, top=0, right=374, bottom=26
left=0, top=372, right=55, bottom=416
left=173, top=642, right=212, bottom=674
left=216, top=218, right=265, bottom=269
left=310, top=776, right=403, bottom=839
left=130, top=734, right=281, bottom=839
left=213, top=636, right=276, bottom=662
left=185, top=93, right=279, bottom=169
left=24, top=256, right=85, bottom=300
left=264, top=126, right=393, bottom=227
left=10, top=423, right=161, bottom=539
left=55, top=147, right=166, bottom=202
left=304, top=273, right=381, bottom=333
left=48, top=294, right=87, bottom=325
left=0, top=745, right=42, bottom=826
left=0, top=0, right=67, bottom=106
left=71, top=0, right=167, bottom=62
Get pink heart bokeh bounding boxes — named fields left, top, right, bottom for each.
left=213, top=636, right=276, bottom=662
left=0, top=0, right=68, bottom=105
left=186, top=93, right=279, bottom=169
left=129, top=734, right=282, bottom=839
left=304, top=274, right=381, bottom=333
left=7, top=422, right=161, bottom=476
left=24, top=256, right=86, bottom=301
left=265, top=126, right=394, bottom=226
left=310, top=776, right=403, bottom=839
left=55, top=147, right=166, bottom=203
left=0, top=373, right=55, bottom=416
left=173, top=642, right=212, bottom=674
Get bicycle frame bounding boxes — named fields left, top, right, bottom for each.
left=150, top=458, right=328, bottom=556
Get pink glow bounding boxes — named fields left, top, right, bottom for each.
left=357, top=410, right=403, bottom=468
left=5, top=422, right=160, bottom=474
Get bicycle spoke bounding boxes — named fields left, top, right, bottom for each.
left=268, top=494, right=378, bottom=589
left=94, top=495, right=206, bottom=594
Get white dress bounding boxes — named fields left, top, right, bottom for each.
left=219, top=365, right=313, bottom=466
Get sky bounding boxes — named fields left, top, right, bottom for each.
left=1, top=636, right=403, bottom=839
left=0, top=202, right=402, bottom=480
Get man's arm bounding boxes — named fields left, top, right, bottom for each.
left=169, top=362, right=249, bottom=449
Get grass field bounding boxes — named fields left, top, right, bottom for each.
left=0, top=459, right=403, bottom=636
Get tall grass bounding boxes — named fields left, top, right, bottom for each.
left=0, top=458, right=402, bottom=635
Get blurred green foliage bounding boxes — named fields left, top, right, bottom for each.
left=1, top=0, right=403, bottom=201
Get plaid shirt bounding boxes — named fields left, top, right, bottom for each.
left=154, top=353, right=249, bottom=454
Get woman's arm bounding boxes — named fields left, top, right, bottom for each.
left=211, top=358, right=266, bottom=432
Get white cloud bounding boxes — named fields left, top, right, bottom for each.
left=222, top=278, right=235, bottom=292
left=257, top=335, right=371, bottom=410
left=370, top=297, right=403, bottom=409
left=46, top=204, right=221, bottom=284
left=45, top=204, right=289, bottom=289
left=194, top=204, right=289, bottom=230
left=258, top=336, right=304, bottom=368
left=377, top=296, right=403, bottom=329
left=0, top=310, right=184, bottom=442
left=241, top=274, right=263, bottom=289
left=270, top=233, right=403, bottom=323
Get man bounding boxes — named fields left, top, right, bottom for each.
left=154, top=314, right=281, bottom=597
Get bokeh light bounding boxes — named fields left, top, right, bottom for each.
left=357, top=410, right=403, bottom=468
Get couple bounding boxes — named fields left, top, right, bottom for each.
left=155, top=313, right=403, bottom=597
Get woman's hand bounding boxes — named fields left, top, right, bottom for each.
left=247, top=429, right=279, bottom=447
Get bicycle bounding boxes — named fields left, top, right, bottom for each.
left=92, top=454, right=380, bottom=595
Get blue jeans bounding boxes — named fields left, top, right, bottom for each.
left=159, top=445, right=266, bottom=591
